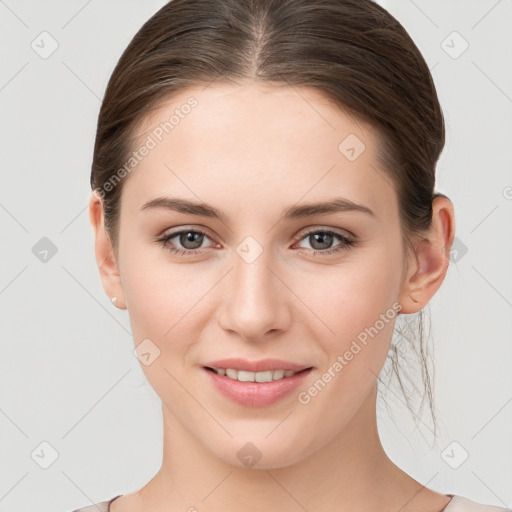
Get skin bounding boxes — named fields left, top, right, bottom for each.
left=89, top=82, right=455, bottom=512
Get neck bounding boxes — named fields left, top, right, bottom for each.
left=134, top=386, right=445, bottom=512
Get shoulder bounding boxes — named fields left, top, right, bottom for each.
left=68, top=502, right=110, bottom=512
left=446, top=496, right=511, bottom=512
left=68, top=495, right=121, bottom=512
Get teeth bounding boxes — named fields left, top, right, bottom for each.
left=213, top=368, right=299, bottom=382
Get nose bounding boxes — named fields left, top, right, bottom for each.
left=217, top=244, right=292, bottom=342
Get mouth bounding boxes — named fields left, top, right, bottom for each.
left=202, top=358, right=313, bottom=407
left=205, top=367, right=307, bottom=382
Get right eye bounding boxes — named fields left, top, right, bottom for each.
left=157, top=228, right=218, bottom=256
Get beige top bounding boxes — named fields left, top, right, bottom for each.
left=69, top=495, right=511, bottom=512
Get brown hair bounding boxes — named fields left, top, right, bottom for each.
left=91, top=0, right=447, bottom=433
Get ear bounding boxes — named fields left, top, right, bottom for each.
left=88, top=190, right=127, bottom=309
left=399, top=195, right=455, bottom=314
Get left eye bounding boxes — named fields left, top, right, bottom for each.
left=157, top=229, right=214, bottom=255
left=157, top=228, right=355, bottom=256
left=293, top=229, right=355, bottom=254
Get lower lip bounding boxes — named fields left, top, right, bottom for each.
left=203, top=367, right=312, bottom=407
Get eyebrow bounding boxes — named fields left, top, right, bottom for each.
left=140, top=196, right=376, bottom=222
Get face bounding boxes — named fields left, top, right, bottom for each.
left=111, top=83, right=410, bottom=468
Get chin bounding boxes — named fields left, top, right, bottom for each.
left=211, top=432, right=317, bottom=470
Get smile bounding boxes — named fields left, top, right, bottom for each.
left=209, top=368, right=299, bottom=382
left=202, top=359, right=313, bottom=407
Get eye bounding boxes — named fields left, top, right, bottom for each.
left=156, top=228, right=217, bottom=256
left=293, top=228, right=356, bottom=256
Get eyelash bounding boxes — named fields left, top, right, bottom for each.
left=156, top=227, right=356, bottom=257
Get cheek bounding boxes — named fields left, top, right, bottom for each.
left=294, top=268, right=399, bottom=436
left=299, top=245, right=402, bottom=345
left=120, top=242, right=212, bottom=346
left=295, top=242, right=403, bottom=395
left=120, top=248, right=215, bottom=403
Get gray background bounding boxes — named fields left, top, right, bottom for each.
left=0, top=0, right=511, bottom=510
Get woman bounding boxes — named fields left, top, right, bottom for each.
left=73, top=0, right=509, bottom=511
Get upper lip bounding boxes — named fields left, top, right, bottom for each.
left=203, top=358, right=311, bottom=373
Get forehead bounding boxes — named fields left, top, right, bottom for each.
left=135, top=82, right=374, bottom=155
left=125, top=82, right=397, bottom=222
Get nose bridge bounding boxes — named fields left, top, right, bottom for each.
left=219, top=236, right=289, bottom=340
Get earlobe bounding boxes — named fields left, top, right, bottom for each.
left=399, top=196, right=455, bottom=314
left=88, top=190, right=127, bottom=309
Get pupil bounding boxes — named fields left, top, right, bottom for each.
left=312, top=232, right=332, bottom=249
left=181, top=232, right=203, bottom=249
